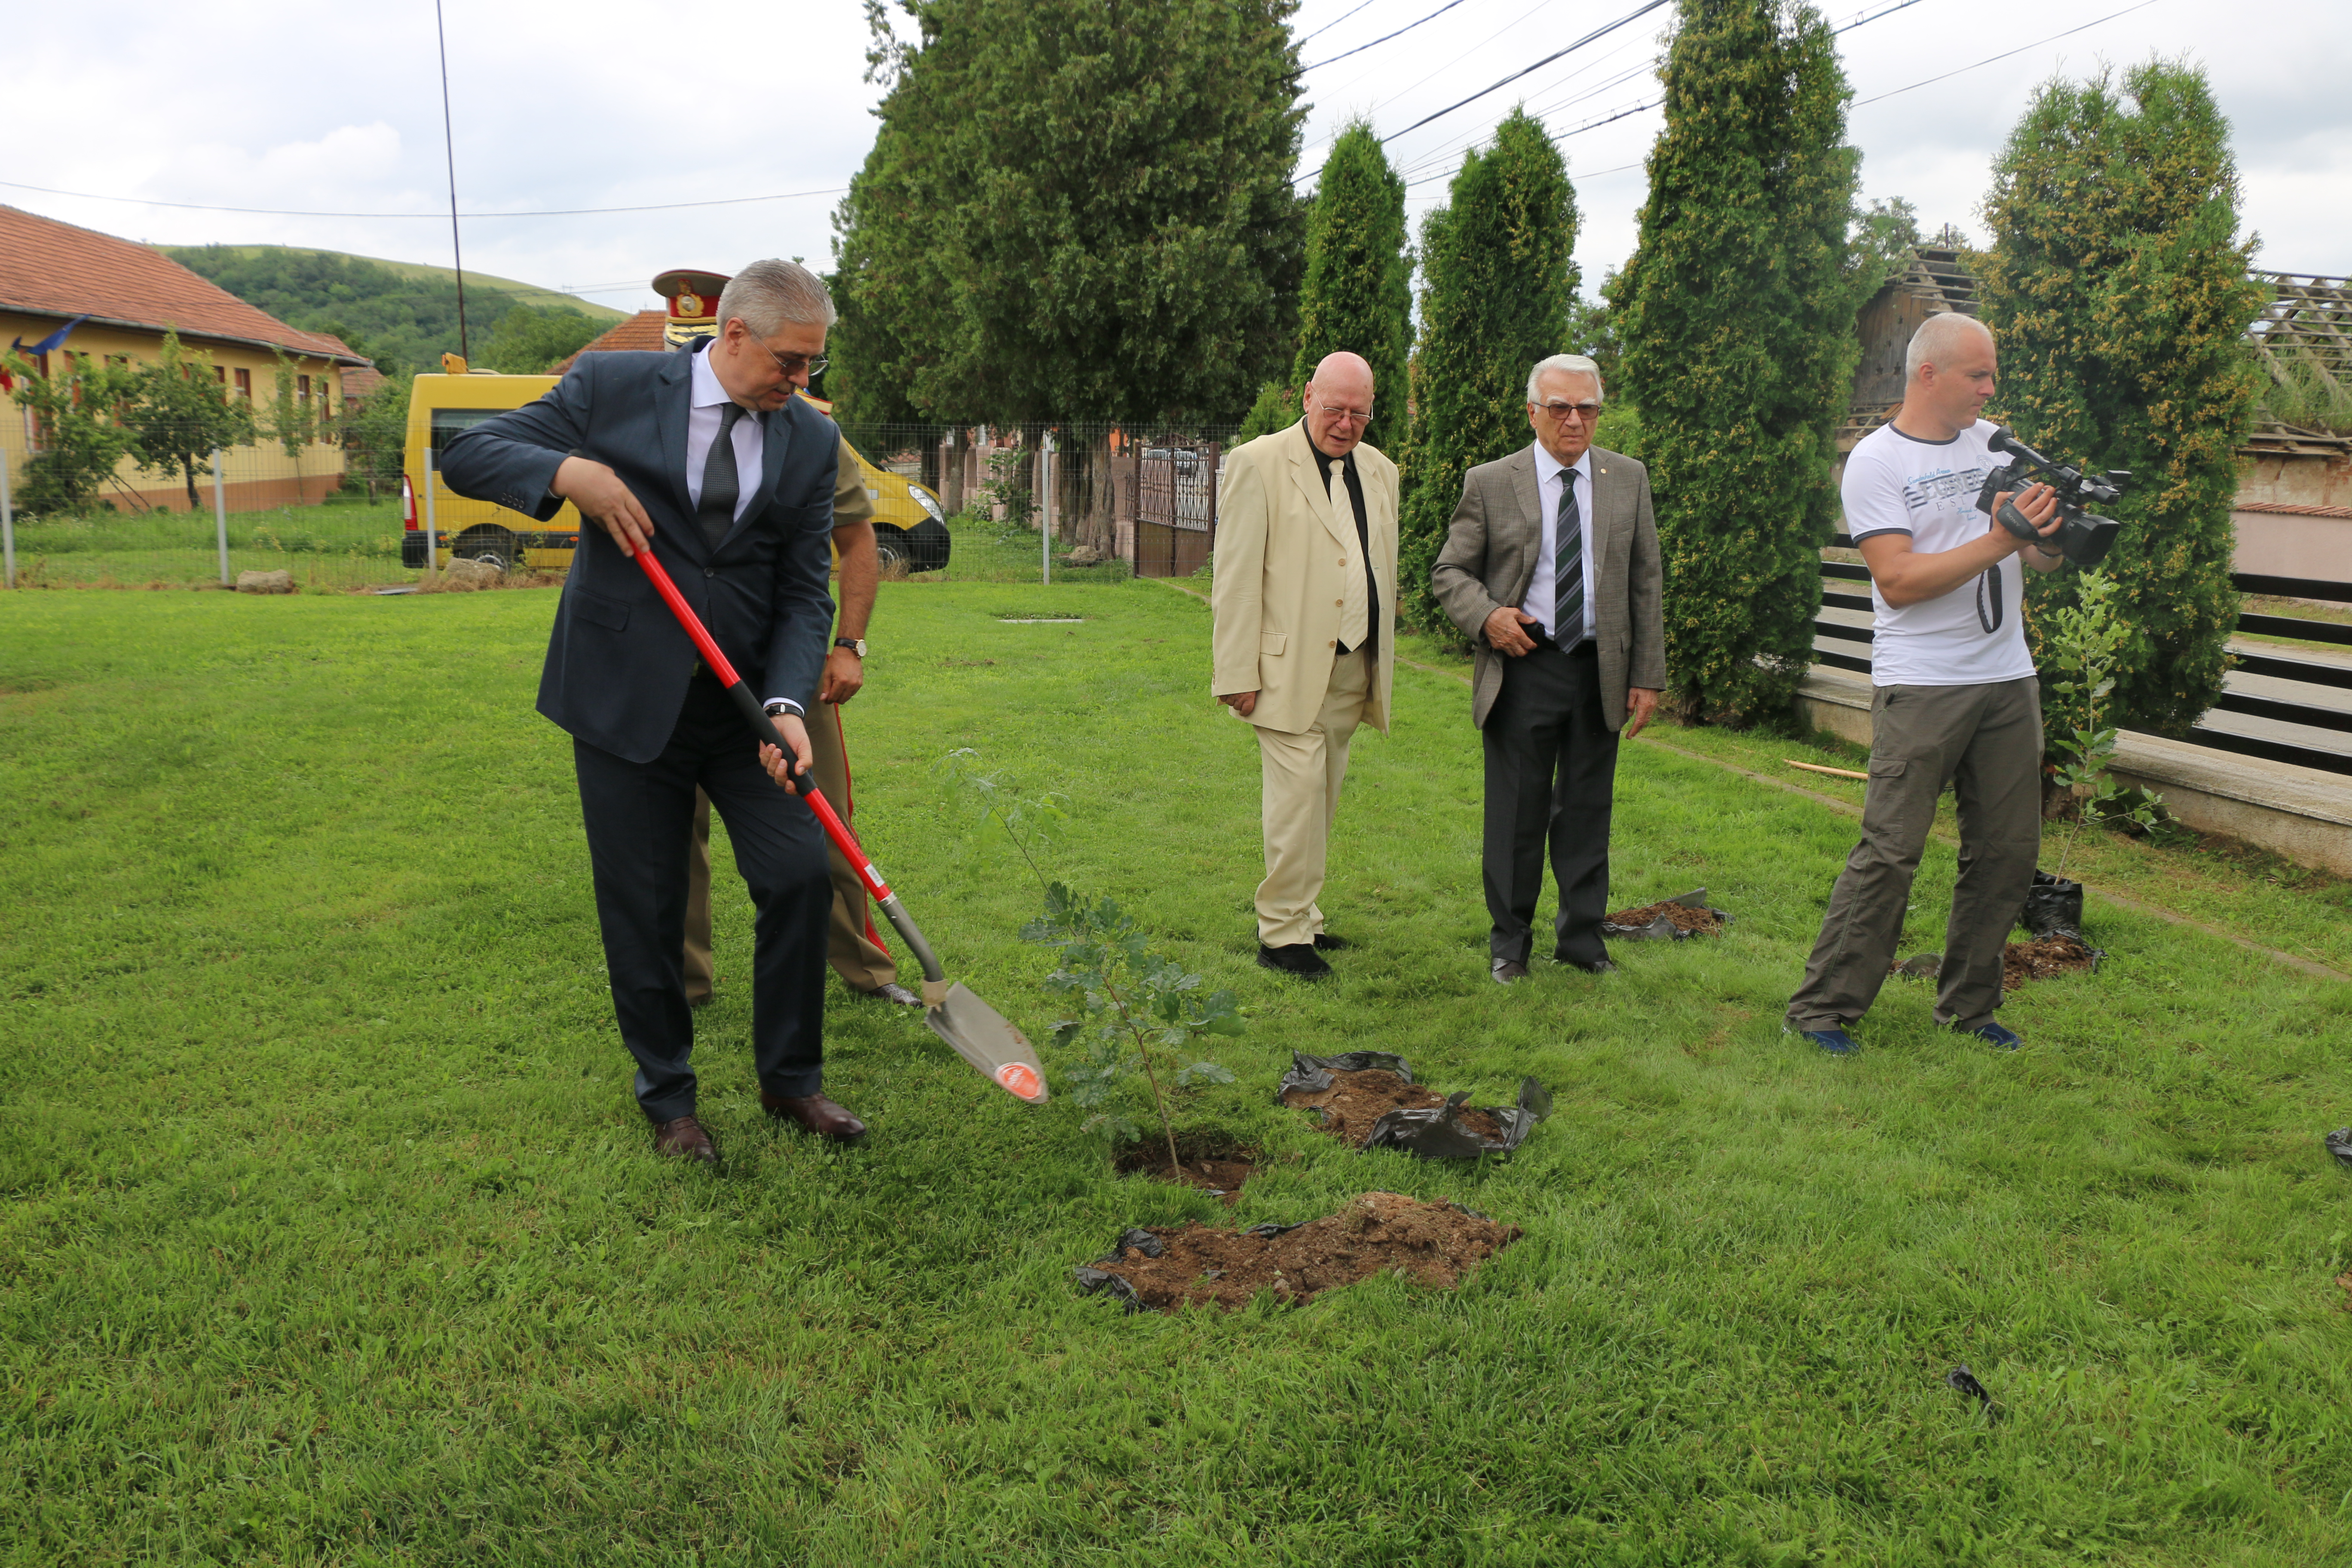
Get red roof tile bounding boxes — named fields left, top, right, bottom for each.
left=0, top=205, right=366, bottom=364
left=554, top=310, right=666, bottom=373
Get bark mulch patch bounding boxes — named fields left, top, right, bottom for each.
left=1602, top=887, right=1732, bottom=940
left=1275, top=1052, right=1550, bottom=1159
left=1074, top=1191, right=1522, bottom=1313
left=1113, top=1133, right=1255, bottom=1204
left=2002, top=934, right=2104, bottom=990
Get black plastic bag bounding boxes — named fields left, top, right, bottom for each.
left=1600, top=887, right=1733, bottom=941
left=2020, top=869, right=2084, bottom=939
left=1273, top=1050, right=1414, bottom=1101
left=1073, top=1227, right=1165, bottom=1313
left=1364, top=1078, right=1554, bottom=1160
left=2326, top=1128, right=2352, bottom=1169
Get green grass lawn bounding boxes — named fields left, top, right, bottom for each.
left=6, top=498, right=412, bottom=591
left=5, top=581, right=2351, bottom=1565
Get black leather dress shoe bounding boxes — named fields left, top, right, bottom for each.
left=1311, top=932, right=1351, bottom=952
left=1257, top=942, right=1332, bottom=980
left=652, top=1114, right=719, bottom=1165
left=762, top=1090, right=868, bottom=1144
left=1491, top=959, right=1530, bottom=985
left=1561, top=957, right=1619, bottom=975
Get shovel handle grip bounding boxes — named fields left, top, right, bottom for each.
left=633, top=547, right=949, bottom=988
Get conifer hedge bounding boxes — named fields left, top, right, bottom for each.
left=1606, top=0, right=1861, bottom=726
left=1397, top=109, right=1577, bottom=641
left=1292, top=121, right=1412, bottom=421
left=1980, top=60, right=2266, bottom=738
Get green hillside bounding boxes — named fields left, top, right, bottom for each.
left=162, top=244, right=627, bottom=381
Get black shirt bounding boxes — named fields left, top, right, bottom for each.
left=1304, top=425, right=1379, bottom=657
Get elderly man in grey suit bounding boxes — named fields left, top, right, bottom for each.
left=1432, top=353, right=1666, bottom=983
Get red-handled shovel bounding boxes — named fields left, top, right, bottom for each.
left=631, top=547, right=1047, bottom=1105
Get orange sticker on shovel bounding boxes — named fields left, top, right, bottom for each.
left=995, top=1062, right=1044, bottom=1100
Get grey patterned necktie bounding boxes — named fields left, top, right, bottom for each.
left=1554, top=467, right=1584, bottom=643
left=698, top=402, right=746, bottom=551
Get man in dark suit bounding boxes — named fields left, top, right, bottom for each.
left=1431, top=353, right=1666, bottom=983
left=440, top=258, right=865, bottom=1164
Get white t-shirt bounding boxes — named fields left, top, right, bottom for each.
left=1844, top=418, right=2035, bottom=688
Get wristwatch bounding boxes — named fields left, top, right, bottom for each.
left=833, top=637, right=867, bottom=657
left=762, top=698, right=806, bottom=719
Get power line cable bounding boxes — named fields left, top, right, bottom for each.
left=1851, top=0, right=2156, bottom=106
left=1381, top=0, right=1673, bottom=141
left=0, top=177, right=849, bottom=220
left=1300, top=0, right=1474, bottom=72
left=432, top=0, right=469, bottom=359
left=1295, top=0, right=1383, bottom=49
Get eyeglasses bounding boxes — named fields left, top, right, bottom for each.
left=753, top=337, right=828, bottom=380
left=1534, top=400, right=1602, bottom=423
left=1315, top=405, right=1375, bottom=426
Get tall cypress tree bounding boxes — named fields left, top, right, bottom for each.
left=1292, top=119, right=1412, bottom=419
left=1607, top=0, right=1861, bottom=726
left=1979, top=60, right=2264, bottom=738
left=1397, top=108, right=1577, bottom=641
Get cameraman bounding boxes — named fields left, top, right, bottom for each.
left=1786, top=312, right=2062, bottom=1054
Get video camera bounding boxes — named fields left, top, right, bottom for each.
left=1973, top=426, right=2127, bottom=569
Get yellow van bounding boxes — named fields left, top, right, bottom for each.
left=402, top=372, right=950, bottom=573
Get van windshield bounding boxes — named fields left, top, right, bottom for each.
left=427, top=409, right=509, bottom=468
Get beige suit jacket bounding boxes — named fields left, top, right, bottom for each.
left=1211, top=422, right=1400, bottom=736
left=1429, top=443, right=1667, bottom=730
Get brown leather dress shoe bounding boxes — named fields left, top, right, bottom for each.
left=761, top=1090, right=867, bottom=1144
left=652, top=1114, right=719, bottom=1164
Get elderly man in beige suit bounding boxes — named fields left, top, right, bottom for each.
left=1432, top=353, right=1665, bottom=983
left=1212, top=352, right=1399, bottom=981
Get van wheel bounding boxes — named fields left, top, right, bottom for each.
left=455, top=525, right=519, bottom=573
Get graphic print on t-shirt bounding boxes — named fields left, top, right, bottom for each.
left=1896, top=460, right=1993, bottom=522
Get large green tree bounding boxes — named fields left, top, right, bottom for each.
left=1397, top=107, right=1578, bottom=642
left=3, top=351, right=141, bottom=515
left=1607, top=0, right=1862, bottom=726
left=1979, top=60, right=2265, bottom=738
left=830, top=0, right=1307, bottom=428
left=1290, top=119, right=1412, bottom=420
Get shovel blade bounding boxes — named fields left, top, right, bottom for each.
left=926, top=982, right=1048, bottom=1104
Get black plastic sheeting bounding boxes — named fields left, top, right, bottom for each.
left=1600, top=886, right=1733, bottom=941
left=2326, top=1128, right=2352, bottom=1169
left=2021, top=870, right=2085, bottom=940
left=1946, top=1365, right=2001, bottom=1423
left=1275, top=1050, right=1552, bottom=1160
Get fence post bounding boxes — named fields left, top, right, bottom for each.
left=1, top=441, right=14, bottom=589
left=422, top=452, right=439, bottom=578
left=1041, top=431, right=1054, bottom=586
left=211, top=447, right=230, bottom=585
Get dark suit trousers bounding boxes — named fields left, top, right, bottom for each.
left=572, top=678, right=830, bottom=1122
left=1482, top=639, right=1619, bottom=967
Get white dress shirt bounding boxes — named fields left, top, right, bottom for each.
left=1524, top=442, right=1596, bottom=643
left=685, top=346, right=765, bottom=523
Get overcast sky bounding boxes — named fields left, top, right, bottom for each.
left=6, top=0, right=2345, bottom=323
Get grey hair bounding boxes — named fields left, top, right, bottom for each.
left=1527, top=353, right=1605, bottom=405
left=1905, top=310, right=1991, bottom=381
left=717, top=259, right=837, bottom=336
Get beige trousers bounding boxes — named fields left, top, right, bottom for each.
left=1253, top=648, right=1371, bottom=947
left=683, top=705, right=899, bottom=1003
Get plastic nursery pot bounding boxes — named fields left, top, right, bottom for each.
left=2019, top=869, right=2085, bottom=940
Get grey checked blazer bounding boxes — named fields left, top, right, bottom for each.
left=1430, top=443, right=1667, bottom=730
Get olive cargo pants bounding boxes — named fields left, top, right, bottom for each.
left=1786, top=677, right=2043, bottom=1035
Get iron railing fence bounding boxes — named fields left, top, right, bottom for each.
left=1815, top=540, right=2352, bottom=776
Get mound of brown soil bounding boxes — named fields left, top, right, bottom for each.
left=2003, top=934, right=2101, bottom=990
left=1280, top=1069, right=1503, bottom=1145
left=1081, top=1191, right=1521, bottom=1312
left=1606, top=900, right=1726, bottom=933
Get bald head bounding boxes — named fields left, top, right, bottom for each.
left=1905, top=311, right=1993, bottom=383
left=1896, top=310, right=1999, bottom=439
left=1303, top=351, right=1376, bottom=458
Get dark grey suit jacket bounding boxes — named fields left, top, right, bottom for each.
left=440, top=347, right=837, bottom=764
left=1430, top=443, right=1667, bottom=730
